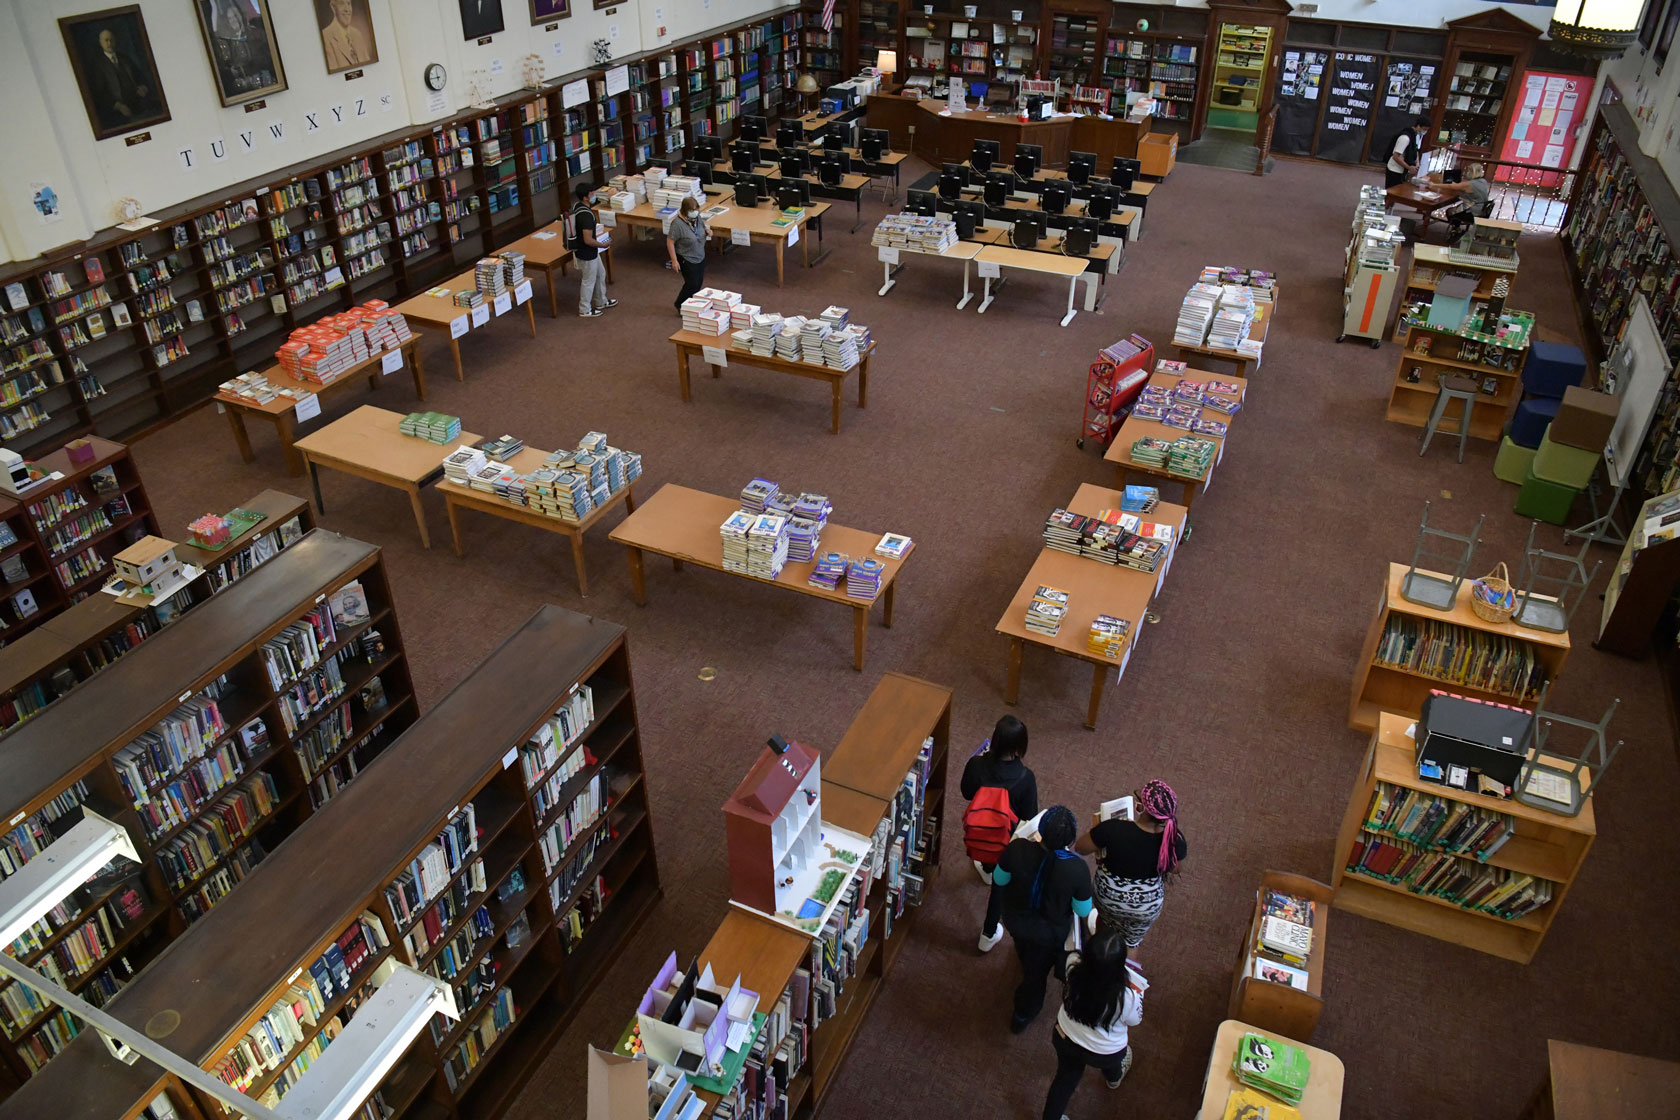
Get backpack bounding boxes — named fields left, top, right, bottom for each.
left=564, top=202, right=591, bottom=251
left=963, top=786, right=1018, bottom=865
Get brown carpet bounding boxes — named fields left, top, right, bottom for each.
left=130, top=154, right=1680, bottom=1118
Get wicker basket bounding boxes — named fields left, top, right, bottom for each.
left=1471, top=563, right=1516, bottom=623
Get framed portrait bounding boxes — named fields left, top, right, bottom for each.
left=194, top=0, right=287, bottom=106
left=1660, top=0, right=1680, bottom=72
left=316, top=0, right=379, bottom=74
left=459, top=0, right=506, bottom=40
left=530, top=0, right=571, bottom=21
left=59, top=6, right=171, bottom=141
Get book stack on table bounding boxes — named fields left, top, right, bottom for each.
left=809, top=550, right=849, bottom=591
left=1087, top=614, right=1130, bottom=660
left=474, top=257, right=508, bottom=296
left=498, top=250, right=525, bottom=289
left=443, top=445, right=487, bottom=485
left=1232, top=1030, right=1311, bottom=1108
left=452, top=288, right=484, bottom=310
left=477, top=434, right=523, bottom=460
left=398, top=411, right=463, bottom=443
left=871, top=213, right=958, bottom=253
left=745, top=513, right=790, bottom=578
left=1167, top=436, right=1216, bottom=478
left=748, top=313, right=782, bottom=355
left=1024, top=585, right=1068, bottom=637
left=846, top=556, right=884, bottom=600
left=1173, top=283, right=1220, bottom=346
left=681, top=298, right=729, bottom=335
left=1131, top=436, right=1172, bottom=469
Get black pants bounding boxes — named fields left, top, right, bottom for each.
left=1042, top=1030, right=1128, bottom=1120
left=981, top=866, right=1004, bottom=938
left=675, top=259, right=705, bottom=307
left=1011, top=936, right=1059, bottom=1025
left=1385, top=168, right=1408, bottom=188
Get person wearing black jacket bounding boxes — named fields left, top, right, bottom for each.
left=962, top=715, right=1038, bottom=952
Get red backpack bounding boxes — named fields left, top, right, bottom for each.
left=963, top=786, right=1018, bottom=865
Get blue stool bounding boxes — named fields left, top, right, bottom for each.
left=1509, top=396, right=1560, bottom=449
left=1522, top=341, right=1587, bottom=399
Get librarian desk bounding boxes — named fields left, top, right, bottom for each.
left=1526, top=1039, right=1680, bottom=1119
left=293, top=405, right=483, bottom=550
left=214, top=336, right=424, bottom=476
left=609, top=483, right=905, bottom=670
left=436, top=444, right=638, bottom=596
left=1199, top=1020, right=1344, bottom=1118
left=996, top=482, right=1187, bottom=729
left=497, top=223, right=615, bottom=319
left=1174, top=299, right=1275, bottom=378
left=1104, top=369, right=1248, bottom=512
left=669, top=327, right=871, bottom=434
left=391, top=266, right=537, bottom=383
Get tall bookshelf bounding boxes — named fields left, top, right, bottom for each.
left=1331, top=712, right=1595, bottom=963
left=0, top=605, right=659, bottom=1120
left=0, top=531, right=414, bottom=1085
left=1208, top=22, right=1271, bottom=126
left=1048, top=10, right=1104, bottom=87
left=1348, top=561, right=1570, bottom=734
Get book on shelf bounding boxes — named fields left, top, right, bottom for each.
left=1257, top=915, right=1311, bottom=965
left=1250, top=956, right=1309, bottom=991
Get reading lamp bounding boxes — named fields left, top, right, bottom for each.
left=876, top=49, right=898, bottom=91
left=0, top=817, right=458, bottom=1120
left=796, top=72, right=821, bottom=113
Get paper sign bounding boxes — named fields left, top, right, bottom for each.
left=490, top=58, right=505, bottom=76
left=978, top=260, right=1001, bottom=278
left=381, top=350, right=403, bottom=374
left=605, top=65, right=630, bottom=97
left=600, top=209, right=617, bottom=227
left=493, top=292, right=512, bottom=316
left=294, top=393, right=322, bottom=422
left=450, top=315, right=469, bottom=338
left=878, top=245, right=899, bottom=264
left=702, top=345, right=728, bottom=366
left=471, top=304, right=491, bottom=327
left=562, top=79, right=589, bottom=109
left=731, top=227, right=751, bottom=246
left=514, top=279, right=533, bottom=304
left=501, top=747, right=519, bottom=770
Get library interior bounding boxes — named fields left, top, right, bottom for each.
left=2, top=0, right=1680, bottom=1118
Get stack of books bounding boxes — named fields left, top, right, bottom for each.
left=741, top=478, right=778, bottom=512
left=1043, top=509, right=1085, bottom=555
left=750, top=313, right=782, bottom=355
left=651, top=176, right=704, bottom=210
left=491, top=471, right=528, bottom=506
left=729, top=302, right=760, bottom=330
left=398, top=411, right=463, bottom=443
left=1173, top=283, right=1221, bottom=346
left=819, top=305, right=850, bottom=329
left=498, top=251, right=525, bottom=289
left=608, top=191, right=636, bottom=212
left=1120, top=485, right=1158, bottom=512
left=1114, top=532, right=1166, bottom=573
left=1167, top=436, right=1216, bottom=478
left=696, top=288, right=742, bottom=315
left=443, top=446, right=487, bottom=485
left=1100, top=334, right=1150, bottom=365
left=453, top=289, right=485, bottom=310
left=474, top=257, right=507, bottom=296
left=871, top=213, right=958, bottom=253
left=772, top=316, right=803, bottom=361
left=1130, top=436, right=1172, bottom=468
left=745, top=512, right=789, bottom=578
left=1232, top=1032, right=1310, bottom=1106
left=608, top=173, right=646, bottom=204
left=809, top=550, right=850, bottom=591
left=720, top=510, right=754, bottom=574
left=1162, top=402, right=1201, bottom=430
left=846, top=556, right=884, bottom=599
left=822, top=326, right=867, bottom=370
left=1207, top=284, right=1255, bottom=349
left=1087, top=614, right=1129, bottom=659
left=1024, top=586, right=1068, bottom=637
left=466, top=460, right=507, bottom=493
left=680, top=298, right=729, bottom=335
left=532, top=463, right=593, bottom=521
left=786, top=517, right=822, bottom=562
left=799, top=317, right=830, bottom=365
left=477, top=434, right=523, bottom=460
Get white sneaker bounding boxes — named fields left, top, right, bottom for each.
left=973, top=859, right=991, bottom=884
left=978, top=926, right=1003, bottom=953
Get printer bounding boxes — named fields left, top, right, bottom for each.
left=1416, top=691, right=1533, bottom=792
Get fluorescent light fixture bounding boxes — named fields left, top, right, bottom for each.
left=0, top=810, right=137, bottom=947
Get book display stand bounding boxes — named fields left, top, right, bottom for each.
left=1398, top=501, right=1483, bottom=611
left=1227, top=871, right=1332, bottom=1042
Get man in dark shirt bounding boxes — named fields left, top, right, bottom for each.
left=962, top=715, right=1038, bottom=952
left=571, top=184, right=614, bottom=318
left=992, top=805, right=1093, bottom=1032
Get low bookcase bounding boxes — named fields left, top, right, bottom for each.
left=1348, top=561, right=1570, bottom=733
left=1331, top=712, right=1595, bottom=964
left=1226, top=870, right=1332, bottom=1042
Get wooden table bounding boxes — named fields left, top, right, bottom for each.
left=995, top=483, right=1187, bottom=729
left=494, top=223, right=615, bottom=318
left=1529, top=1039, right=1680, bottom=1119
left=973, top=245, right=1092, bottom=326
left=877, top=237, right=990, bottom=307
left=609, top=484, right=906, bottom=670
left=436, top=444, right=637, bottom=596
left=391, top=265, right=538, bottom=382
left=762, top=166, right=871, bottom=232
left=669, top=328, right=872, bottom=435
left=1174, top=298, right=1274, bottom=377
left=293, top=405, right=483, bottom=549
left=1386, top=182, right=1457, bottom=233
left=705, top=199, right=830, bottom=287
left=1103, top=369, right=1247, bottom=512
left=215, top=337, right=424, bottom=475
left=1198, top=1020, right=1345, bottom=1118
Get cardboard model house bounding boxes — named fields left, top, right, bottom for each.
left=723, top=736, right=823, bottom=917
left=113, top=536, right=181, bottom=588
left=632, top=952, right=759, bottom=1080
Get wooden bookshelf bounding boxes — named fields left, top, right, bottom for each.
left=0, top=490, right=311, bottom=738
left=0, top=530, right=415, bottom=1085
left=1349, top=561, right=1570, bottom=734
left=1391, top=244, right=1518, bottom=345
left=1385, top=314, right=1531, bottom=441
left=1226, top=871, right=1331, bottom=1042
left=1331, top=712, right=1595, bottom=964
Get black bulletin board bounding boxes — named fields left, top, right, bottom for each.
left=1315, top=52, right=1379, bottom=163
left=1367, top=58, right=1439, bottom=165
left=1273, top=48, right=1328, bottom=156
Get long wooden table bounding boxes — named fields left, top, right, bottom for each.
left=1174, top=297, right=1276, bottom=378
left=1387, top=182, right=1456, bottom=233
left=607, top=191, right=829, bottom=286
left=1199, top=1020, right=1344, bottom=1118
left=214, top=336, right=424, bottom=475
left=609, top=483, right=906, bottom=670
left=995, top=483, right=1187, bottom=729
left=436, top=444, right=637, bottom=596
left=495, top=223, right=615, bottom=318
left=391, top=265, right=538, bottom=381
left=973, top=244, right=1092, bottom=326
left=1103, top=369, right=1248, bottom=511
left=669, top=328, right=872, bottom=434
left=877, top=236, right=990, bottom=306
left=293, top=405, right=483, bottom=549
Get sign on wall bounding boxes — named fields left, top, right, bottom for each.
left=1314, top=52, right=1379, bottom=164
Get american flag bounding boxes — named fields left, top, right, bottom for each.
left=821, top=0, right=835, bottom=32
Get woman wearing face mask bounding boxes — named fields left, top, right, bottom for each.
left=666, top=195, right=709, bottom=312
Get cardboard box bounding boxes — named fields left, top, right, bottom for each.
left=1548, top=385, right=1618, bottom=451
left=1139, top=132, right=1176, bottom=178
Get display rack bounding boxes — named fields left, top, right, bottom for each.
left=1386, top=308, right=1532, bottom=440
left=1209, top=23, right=1271, bottom=125
left=1391, top=244, right=1519, bottom=345
left=1341, top=185, right=1401, bottom=346
left=1331, top=711, right=1595, bottom=963
left=1226, top=870, right=1332, bottom=1042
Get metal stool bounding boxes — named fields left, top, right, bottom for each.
left=1419, top=374, right=1479, bottom=463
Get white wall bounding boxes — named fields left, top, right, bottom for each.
left=1167, top=0, right=1554, bottom=31
left=0, top=0, right=797, bottom=265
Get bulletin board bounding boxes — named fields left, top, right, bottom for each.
left=1366, top=58, right=1439, bottom=167
left=1272, top=49, right=1328, bottom=156
left=1314, top=52, right=1380, bottom=164
left=1495, top=71, right=1585, bottom=188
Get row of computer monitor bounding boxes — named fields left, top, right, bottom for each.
left=913, top=173, right=1126, bottom=219
left=690, top=126, right=891, bottom=168
left=894, top=197, right=1100, bottom=253
left=968, top=139, right=1140, bottom=191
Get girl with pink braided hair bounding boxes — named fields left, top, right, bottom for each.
left=1078, top=779, right=1187, bottom=948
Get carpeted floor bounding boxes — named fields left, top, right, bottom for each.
left=130, top=153, right=1680, bottom=1117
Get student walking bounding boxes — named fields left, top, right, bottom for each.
left=1040, top=931, right=1146, bottom=1120
left=992, top=806, right=1093, bottom=1033
left=570, top=184, right=615, bottom=318
left=961, top=716, right=1039, bottom=953
left=1082, top=779, right=1186, bottom=947
left=667, top=196, right=708, bottom=309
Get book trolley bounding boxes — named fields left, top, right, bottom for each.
left=1227, top=871, right=1332, bottom=1042
left=1078, top=335, right=1153, bottom=450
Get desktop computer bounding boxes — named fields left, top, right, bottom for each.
left=1085, top=186, right=1116, bottom=222
left=777, top=119, right=804, bottom=149
left=1067, top=151, right=1097, bottom=186
left=984, top=171, right=1014, bottom=209
left=861, top=128, right=889, bottom=162
left=741, top=115, right=768, bottom=143
left=1109, top=157, right=1140, bottom=192
left=1041, top=183, right=1071, bottom=216
left=731, top=143, right=756, bottom=175
left=937, top=170, right=965, bottom=202
left=971, top=139, right=1000, bottom=173
left=906, top=190, right=938, bottom=217
left=1010, top=214, right=1044, bottom=250
left=777, top=180, right=812, bottom=210
left=1061, top=217, right=1099, bottom=257
left=693, top=137, right=723, bottom=165
left=780, top=151, right=810, bottom=180
left=1014, top=143, right=1042, bottom=182
left=953, top=200, right=986, bottom=240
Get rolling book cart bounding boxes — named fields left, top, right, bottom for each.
left=1078, top=335, right=1153, bottom=450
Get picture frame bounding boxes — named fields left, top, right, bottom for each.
left=193, top=0, right=287, bottom=107
left=459, top=0, right=506, bottom=40
left=58, top=6, right=171, bottom=141
left=530, top=0, right=571, bottom=20
left=315, top=0, right=379, bottom=74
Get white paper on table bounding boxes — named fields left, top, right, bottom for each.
left=532, top=230, right=558, bottom=240
left=294, top=393, right=322, bottom=422
left=787, top=225, right=799, bottom=246
left=450, top=315, right=468, bottom=338
left=514, top=279, right=533, bottom=304
left=381, top=350, right=403, bottom=374
left=731, top=227, right=751, bottom=246
left=978, top=260, right=1001, bottom=278
left=471, top=304, right=490, bottom=327
left=878, top=245, right=899, bottom=264
left=702, top=344, right=728, bottom=366
left=493, top=292, right=512, bottom=316
left=725, top=1019, right=752, bottom=1053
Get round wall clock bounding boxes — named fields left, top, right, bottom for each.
left=425, top=63, right=448, bottom=91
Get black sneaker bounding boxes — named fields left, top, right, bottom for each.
left=600, top=299, right=619, bottom=309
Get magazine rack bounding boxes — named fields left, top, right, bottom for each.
left=1078, top=335, right=1154, bottom=450
left=1226, top=870, right=1332, bottom=1042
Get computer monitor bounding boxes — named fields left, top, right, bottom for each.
left=942, top=161, right=967, bottom=180
left=777, top=119, right=804, bottom=149
left=777, top=180, right=811, bottom=210
left=906, top=189, right=938, bottom=217
left=984, top=171, right=1014, bottom=208
left=1067, top=151, right=1097, bottom=186
left=1041, top=182, right=1071, bottom=216
left=971, top=139, right=1000, bottom=173
left=740, top=174, right=771, bottom=206
left=695, top=162, right=715, bottom=188
left=1025, top=96, right=1048, bottom=121
left=861, top=128, right=889, bottom=161
left=780, top=151, right=810, bottom=180
left=1014, top=143, right=1042, bottom=180
left=1108, top=156, right=1139, bottom=191
left=953, top=199, right=986, bottom=240
left=692, top=136, right=723, bottom=165
left=1010, top=217, right=1042, bottom=250
left=819, top=152, right=846, bottom=187
left=731, top=143, right=756, bottom=175
left=937, top=170, right=965, bottom=202
left=1061, top=217, right=1098, bottom=256
left=825, top=150, right=852, bottom=174
left=1085, top=185, right=1115, bottom=222
left=741, top=115, right=768, bottom=143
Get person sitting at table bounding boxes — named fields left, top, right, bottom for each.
left=1439, top=162, right=1492, bottom=229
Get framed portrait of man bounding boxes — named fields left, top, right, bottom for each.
left=530, top=0, right=571, bottom=21
left=194, top=0, right=287, bottom=106
left=59, top=6, right=171, bottom=141
left=459, top=0, right=506, bottom=40
left=316, top=0, right=379, bottom=74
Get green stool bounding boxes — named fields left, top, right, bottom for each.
left=1494, top=436, right=1535, bottom=485
left=1515, top=467, right=1580, bottom=526
left=1532, top=433, right=1600, bottom=489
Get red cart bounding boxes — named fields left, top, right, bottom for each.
left=1079, top=334, right=1154, bottom=449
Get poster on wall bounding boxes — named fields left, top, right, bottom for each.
left=194, top=1, right=287, bottom=107
left=1272, top=48, right=1327, bottom=156
left=1497, top=71, right=1585, bottom=187
left=317, top=0, right=379, bottom=73
left=58, top=6, right=172, bottom=142
left=460, top=0, right=506, bottom=40
left=1366, top=58, right=1437, bottom=167
left=1314, top=52, right=1379, bottom=164
left=530, top=0, right=572, bottom=20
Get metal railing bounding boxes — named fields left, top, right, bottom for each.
left=1423, top=145, right=1575, bottom=232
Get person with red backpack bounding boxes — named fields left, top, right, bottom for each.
left=992, top=806, right=1094, bottom=1034
left=962, top=716, right=1038, bottom=953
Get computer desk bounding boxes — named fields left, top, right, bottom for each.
left=747, top=141, right=909, bottom=200
left=961, top=164, right=1157, bottom=237
left=761, top=166, right=873, bottom=232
